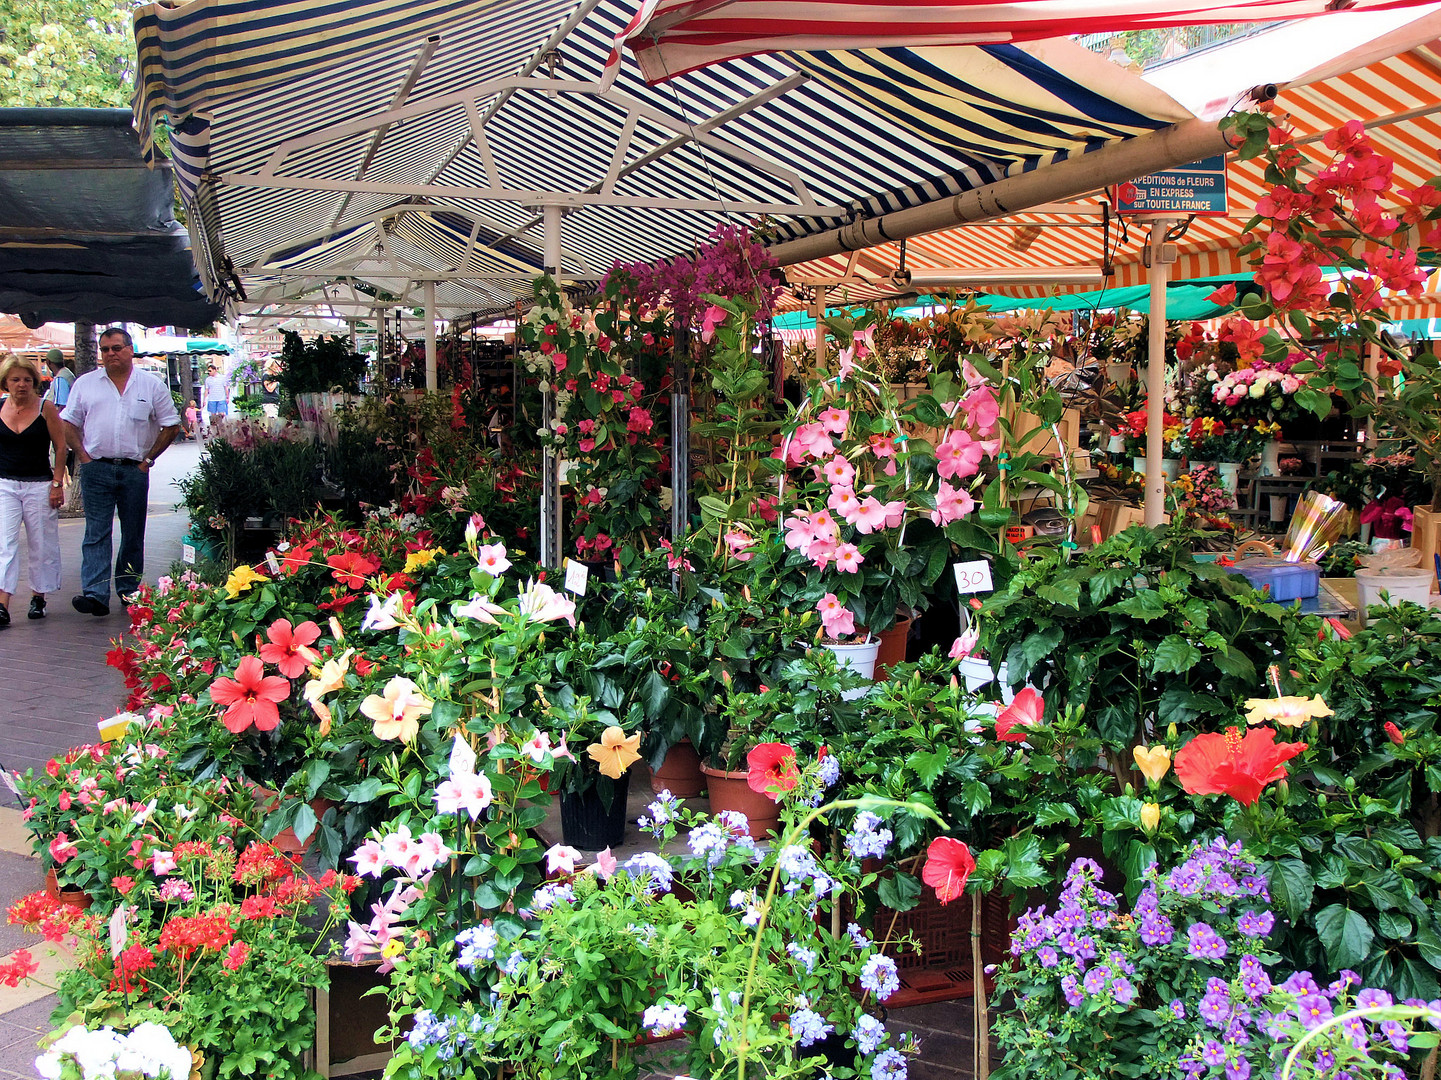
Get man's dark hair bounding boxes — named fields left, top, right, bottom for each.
left=99, top=327, right=134, bottom=348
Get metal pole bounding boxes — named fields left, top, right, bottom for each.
left=813, top=285, right=827, bottom=368
left=424, top=282, right=438, bottom=392
left=1143, top=221, right=1179, bottom=527
left=540, top=204, right=564, bottom=568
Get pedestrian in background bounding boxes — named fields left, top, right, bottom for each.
left=61, top=328, right=181, bottom=616
left=0, top=353, right=66, bottom=625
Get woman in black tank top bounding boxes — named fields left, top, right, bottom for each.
left=0, top=354, right=68, bottom=626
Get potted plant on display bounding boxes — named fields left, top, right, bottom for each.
left=276, top=330, right=368, bottom=419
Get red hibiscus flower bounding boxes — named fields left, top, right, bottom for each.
left=995, top=688, right=1044, bottom=743
left=746, top=743, right=800, bottom=802
left=921, top=837, right=976, bottom=905
left=1384, top=722, right=1405, bottom=746
left=280, top=542, right=317, bottom=576
left=1174, top=726, right=1306, bottom=807
left=209, top=655, right=291, bottom=734
left=259, top=618, right=322, bottom=679
left=327, top=551, right=381, bottom=590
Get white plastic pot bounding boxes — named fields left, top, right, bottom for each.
left=1355, top=567, right=1435, bottom=625
left=1216, top=462, right=1241, bottom=494
left=821, top=640, right=880, bottom=700
left=958, top=657, right=1016, bottom=705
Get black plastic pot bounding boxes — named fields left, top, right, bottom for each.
left=559, top=773, right=630, bottom=850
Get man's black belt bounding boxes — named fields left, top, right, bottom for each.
left=93, top=457, right=142, bottom=466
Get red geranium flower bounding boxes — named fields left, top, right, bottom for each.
left=995, top=688, right=1044, bottom=743
left=746, top=743, right=800, bottom=802
left=209, top=655, right=291, bottom=734
left=922, top=837, right=976, bottom=905
left=1174, top=726, right=1306, bottom=807
left=259, top=618, right=321, bottom=679
left=327, top=551, right=381, bottom=590
left=0, top=948, right=38, bottom=987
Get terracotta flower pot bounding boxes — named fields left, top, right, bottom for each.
left=873, top=615, right=913, bottom=681
left=252, top=785, right=336, bottom=856
left=701, top=764, right=779, bottom=839
left=651, top=739, right=704, bottom=798
left=45, top=868, right=91, bottom=910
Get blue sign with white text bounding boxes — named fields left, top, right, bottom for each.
left=1116, top=155, right=1229, bottom=216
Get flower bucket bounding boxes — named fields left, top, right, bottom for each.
left=560, top=773, right=630, bottom=851
left=1131, top=456, right=1148, bottom=474
left=45, top=869, right=91, bottom=910
left=1107, top=433, right=1127, bottom=454
left=873, top=616, right=913, bottom=682
left=651, top=739, right=704, bottom=799
left=820, top=640, right=880, bottom=700
left=1355, top=567, right=1434, bottom=626
left=1216, top=462, right=1242, bottom=494
left=1161, top=458, right=1182, bottom=481
left=957, top=657, right=1015, bottom=705
left=700, top=764, right=779, bottom=839
left=1260, top=439, right=1282, bottom=476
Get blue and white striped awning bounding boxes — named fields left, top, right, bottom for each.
left=131, top=0, right=1195, bottom=320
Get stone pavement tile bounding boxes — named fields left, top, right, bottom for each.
left=0, top=1032, right=42, bottom=1079
left=0, top=996, right=59, bottom=1035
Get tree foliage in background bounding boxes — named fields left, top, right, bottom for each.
left=0, top=0, right=138, bottom=108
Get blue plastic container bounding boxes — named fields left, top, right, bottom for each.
left=1232, top=557, right=1321, bottom=601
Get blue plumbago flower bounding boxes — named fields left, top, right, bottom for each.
left=1236, top=910, right=1274, bottom=938
left=621, top=852, right=674, bottom=894
left=847, top=922, right=872, bottom=950
left=688, top=822, right=734, bottom=868
left=1186, top=922, right=1228, bottom=960
left=817, top=754, right=841, bottom=788
left=790, top=1007, right=833, bottom=1047
left=786, top=942, right=818, bottom=974
left=642, top=1001, right=688, bottom=1037
left=854, top=1014, right=886, bottom=1056
left=730, top=889, right=763, bottom=928
left=777, top=845, right=824, bottom=893
left=870, top=1047, right=908, bottom=1080
left=845, top=811, right=893, bottom=860
left=454, top=923, right=499, bottom=968
left=860, top=954, right=901, bottom=1000
left=639, top=790, right=682, bottom=836
left=499, top=950, right=524, bottom=977
left=407, top=1010, right=457, bottom=1049
left=529, top=882, right=574, bottom=913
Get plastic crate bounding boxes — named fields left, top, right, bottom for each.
left=1232, top=557, right=1320, bottom=601
left=866, top=889, right=1013, bottom=1007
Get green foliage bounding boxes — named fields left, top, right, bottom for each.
left=0, top=0, right=137, bottom=108
left=276, top=331, right=367, bottom=396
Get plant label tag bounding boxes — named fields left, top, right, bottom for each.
left=0, top=770, right=17, bottom=795
left=564, top=559, right=588, bottom=596
left=182, top=543, right=196, bottom=565
left=109, top=904, right=129, bottom=959
left=449, top=736, right=477, bottom=779
left=264, top=550, right=281, bottom=575
left=953, top=560, right=994, bottom=595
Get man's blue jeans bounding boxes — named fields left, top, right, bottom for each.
left=79, top=461, right=149, bottom=602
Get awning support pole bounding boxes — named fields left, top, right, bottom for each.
left=540, top=204, right=564, bottom=569
left=424, top=283, right=438, bottom=393
left=1144, top=220, right=1180, bottom=527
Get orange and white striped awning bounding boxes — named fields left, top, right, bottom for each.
left=782, top=26, right=1441, bottom=316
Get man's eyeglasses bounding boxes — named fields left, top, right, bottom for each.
left=99, top=345, right=128, bottom=353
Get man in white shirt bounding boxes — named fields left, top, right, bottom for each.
left=61, top=328, right=181, bottom=615
left=201, top=361, right=228, bottom=435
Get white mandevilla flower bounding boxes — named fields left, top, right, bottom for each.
left=362, top=591, right=406, bottom=632
left=455, top=594, right=507, bottom=625
left=516, top=580, right=576, bottom=627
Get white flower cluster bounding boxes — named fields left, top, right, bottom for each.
left=37, top=1022, right=192, bottom=1080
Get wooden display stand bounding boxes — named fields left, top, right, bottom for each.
left=309, top=960, right=401, bottom=1078
left=1411, top=507, right=1441, bottom=593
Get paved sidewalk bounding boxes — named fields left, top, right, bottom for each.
left=1, top=441, right=199, bottom=779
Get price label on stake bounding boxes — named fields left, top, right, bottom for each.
left=109, top=903, right=129, bottom=959
left=0, top=770, right=17, bottom=795
left=563, top=558, right=589, bottom=596
left=182, top=543, right=196, bottom=565
left=449, top=736, right=477, bottom=779
left=953, top=559, right=994, bottom=595
left=264, top=550, right=281, bottom=575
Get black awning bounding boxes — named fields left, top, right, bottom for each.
left=0, top=108, right=222, bottom=329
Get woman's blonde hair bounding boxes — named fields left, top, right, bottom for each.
left=0, top=353, right=44, bottom=393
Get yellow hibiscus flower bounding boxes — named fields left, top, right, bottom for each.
left=1132, top=744, right=1172, bottom=785
left=224, top=563, right=267, bottom=599
left=586, top=726, right=642, bottom=780
left=1243, top=695, right=1331, bottom=729
left=404, top=548, right=443, bottom=573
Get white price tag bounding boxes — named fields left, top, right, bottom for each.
left=0, top=770, right=18, bottom=795
left=449, top=736, right=477, bottom=779
left=109, top=903, right=129, bottom=959
left=563, top=559, right=589, bottom=596
left=182, top=543, right=196, bottom=565
left=264, top=550, right=281, bottom=575
left=953, top=559, right=994, bottom=595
